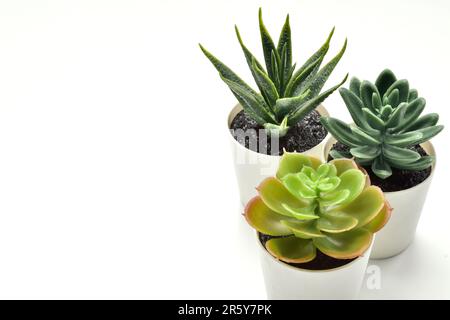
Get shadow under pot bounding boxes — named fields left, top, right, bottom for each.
left=257, top=232, right=373, bottom=299
left=323, top=137, right=436, bottom=259
left=228, top=104, right=330, bottom=206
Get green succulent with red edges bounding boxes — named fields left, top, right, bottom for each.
left=245, top=152, right=391, bottom=263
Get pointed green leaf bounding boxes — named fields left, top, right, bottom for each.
left=390, top=156, right=434, bottom=171
left=320, top=117, right=361, bottom=147
left=384, top=79, right=409, bottom=103
left=384, top=131, right=424, bottom=147
left=382, top=144, right=421, bottom=164
left=251, top=58, right=279, bottom=108
left=360, top=80, right=380, bottom=111
left=287, top=74, right=348, bottom=125
left=362, top=108, right=385, bottom=131
left=259, top=8, right=278, bottom=80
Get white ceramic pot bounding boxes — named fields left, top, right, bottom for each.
left=323, top=137, right=436, bottom=259
left=228, top=104, right=329, bottom=206
left=258, top=233, right=373, bottom=300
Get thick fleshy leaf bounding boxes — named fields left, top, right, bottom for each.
left=362, top=201, right=392, bottom=233
left=384, top=131, right=423, bottom=148
left=387, top=89, right=400, bottom=108
left=282, top=173, right=317, bottom=199
left=281, top=220, right=324, bottom=239
left=320, top=117, right=361, bottom=147
left=384, top=79, right=409, bottom=103
left=375, top=69, right=397, bottom=97
left=245, top=197, right=293, bottom=236
left=372, top=157, right=392, bottom=179
left=406, top=113, right=439, bottom=131
left=329, top=158, right=359, bottom=175
left=320, top=189, right=350, bottom=207
left=350, top=145, right=381, bottom=160
left=408, top=89, right=418, bottom=102
left=327, top=169, right=365, bottom=207
left=382, top=144, right=421, bottom=163
left=276, top=152, right=313, bottom=179
left=372, top=92, right=382, bottom=110
left=349, top=77, right=361, bottom=95
left=257, top=177, right=317, bottom=219
left=333, top=186, right=385, bottom=228
left=390, top=156, right=434, bottom=171
left=350, top=126, right=381, bottom=146
left=407, top=125, right=444, bottom=146
left=313, top=228, right=373, bottom=259
left=362, top=108, right=385, bottom=131
left=391, top=98, right=426, bottom=133
left=360, top=80, right=380, bottom=111
left=316, top=211, right=358, bottom=233
left=339, top=88, right=378, bottom=135
left=266, top=236, right=316, bottom=263
left=385, top=102, right=407, bottom=129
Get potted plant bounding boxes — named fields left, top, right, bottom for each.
left=200, top=8, right=348, bottom=205
left=320, top=69, right=444, bottom=259
left=245, top=152, right=390, bottom=299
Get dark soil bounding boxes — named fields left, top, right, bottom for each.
left=259, top=233, right=355, bottom=271
left=230, top=110, right=327, bottom=156
left=328, top=142, right=432, bottom=192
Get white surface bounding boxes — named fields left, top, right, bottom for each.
left=0, top=0, right=448, bottom=299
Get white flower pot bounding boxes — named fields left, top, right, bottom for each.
left=258, top=233, right=373, bottom=300
left=323, top=137, right=436, bottom=259
left=228, top=104, right=329, bottom=206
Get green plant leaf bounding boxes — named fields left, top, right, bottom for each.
left=349, top=77, right=361, bottom=95
left=251, top=58, right=279, bottom=108
left=391, top=98, right=426, bottom=133
left=408, top=89, right=418, bottom=102
left=360, top=80, right=380, bottom=112
left=245, top=197, right=293, bottom=236
left=291, top=27, right=335, bottom=84
left=404, top=113, right=439, bottom=131
left=276, top=152, right=318, bottom=179
left=266, top=236, right=316, bottom=263
left=350, top=126, right=381, bottom=146
left=350, top=146, right=381, bottom=160
left=371, top=157, right=392, bottom=179
left=332, top=186, right=385, bottom=228
left=390, top=156, right=434, bottom=171
left=257, top=177, right=317, bottom=219
left=382, top=144, right=421, bottom=163
left=384, top=131, right=423, bottom=147
left=281, top=220, right=324, bottom=239
left=284, top=57, right=322, bottom=97
left=316, top=212, right=358, bottom=233
left=362, top=108, right=386, bottom=131
left=328, top=159, right=359, bottom=176
left=385, top=102, right=407, bottom=129
left=363, top=202, right=391, bottom=233
left=325, top=169, right=365, bottom=207
left=408, top=125, right=444, bottom=145
left=302, top=39, right=347, bottom=98
left=221, top=77, right=276, bottom=124
left=287, top=74, right=348, bottom=125
left=320, top=117, right=361, bottom=147
left=384, top=79, right=409, bottom=103
left=277, top=14, right=292, bottom=84
left=273, top=90, right=309, bottom=121
left=375, top=69, right=397, bottom=97
left=259, top=8, right=278, bottom=80
left=313, top=228, right=372, bottom=259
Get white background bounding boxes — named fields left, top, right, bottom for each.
left=0, top=0, right=449, bottom=299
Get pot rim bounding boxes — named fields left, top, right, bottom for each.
left=227, top=104, right=330, bottom=158
left=322, top=136, right=436, bottom=195
left=256, top=231, right=372, bottom=274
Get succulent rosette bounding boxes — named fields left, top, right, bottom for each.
left=245, top=152, right=391, bottom=263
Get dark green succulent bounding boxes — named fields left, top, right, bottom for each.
left=200, top=8, right=348, bottom=137
left=321, top=69, right=444, bottom=179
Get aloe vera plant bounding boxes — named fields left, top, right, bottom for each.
left=245, top=152, right=390, bottom=262
left=200, top=8, right=348, bottom=137
left=321, top=69, right=444, bottom=179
